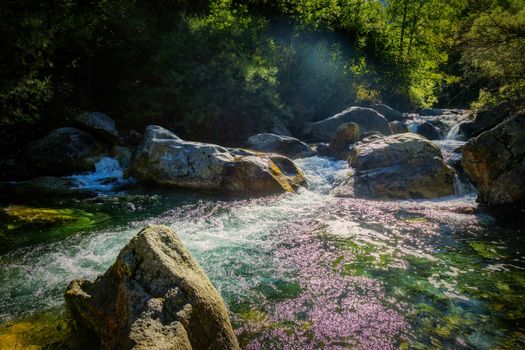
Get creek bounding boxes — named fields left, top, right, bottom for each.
left=0, top=113, right=523, bottom=349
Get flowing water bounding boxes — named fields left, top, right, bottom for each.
left=0, top=128, right=524, bottom=349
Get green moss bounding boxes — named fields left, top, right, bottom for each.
left=255, top=279, right=303, bottom=301
left=469, top=241, right=506, bottom=259
left=0, top=205, right=109, bottom=253
left=323, top=231, right=525, bottom=349
left=0, top=308, right=94, bottom=350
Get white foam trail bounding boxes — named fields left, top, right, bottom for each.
left=68, top=157, right=135, bottom=192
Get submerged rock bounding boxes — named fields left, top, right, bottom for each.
left=75, top=112, right=121, bottom=144
left=0, top=309, right=91, bottom=350
left=335, top=133, right=455, bottom=199
left=370, top=104, right=404, bottom=122
left=129, top=126, right=305, bottom=194
left=462, top=114, right=525, bottom=206
left=0, top=205, right=108, bottom=253
left=65, top=225, right=240, bottom=350
left=24, top=127, right=104, bottom=176
left=301, top=107, right=391, bottom=142
left=389, top=121, right=409, bottom=134
left=417, top=122, right=441, bottom=140
left=245, top=133, right=314, bottom=158
left=326, top=122, right=360, bottom=160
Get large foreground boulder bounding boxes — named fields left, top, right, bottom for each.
left=245, top=133, right=314, bottom=158
left=301, top=107, right=391, bottom=142
left=462, top=114, right=525, bottom=206
left=335, top=133, right=455, bottom=199
left=75, top=112, right=121, bottom=144
left=129, top=126, right=305, bottom=194
left=370, top=104, right=403, bottom=122
left=24, top=127, right=104, bottom=176
left=65, top=225, right=240, bottom=350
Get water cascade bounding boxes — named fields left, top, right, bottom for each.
left=67, top=157, right=135, bottom=193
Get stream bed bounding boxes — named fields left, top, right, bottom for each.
left=0, top=150, right=524, bottom=349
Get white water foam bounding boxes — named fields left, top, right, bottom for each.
left=68, top=157, right=135, bottom=193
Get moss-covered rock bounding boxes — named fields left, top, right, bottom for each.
left=0, top=309, right=93, bottom=350
left=0, top=205, right=109, bottom=252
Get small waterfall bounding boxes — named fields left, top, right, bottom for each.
left=446, top=123, right=464, bottom=140
left=68, top=157, right=135, bottom=193
left=453, top=173, right=475, bottom=197
left=295, top=156, right=349, bottom=194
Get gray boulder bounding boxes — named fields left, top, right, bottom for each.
left=129, top=126, right=305, bottom=194
left=371, top=104, right=403, bottom=122
left=301, top=107, right=391, bottom=142
left=245, top=133, right=314, bottom=158
left=335, top=133, right=455, bottom=199
left=65, top=225, right=240, bottom=350
left=75, top=112, right=121, bottom=144
left=462, top=114, right=525, bottom=206
left=417, top=122, right=441, bottom=140
left=24, top=127, right=104, bottom=176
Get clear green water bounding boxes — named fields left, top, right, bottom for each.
left=0, top=157, right=524, bottom=350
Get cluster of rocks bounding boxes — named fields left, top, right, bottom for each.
left=5, top=113, right=306, bottom=196
left=20, top=102, right=518, bottom=348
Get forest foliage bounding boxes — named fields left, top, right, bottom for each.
left=0, top=0, right=523, bottom=148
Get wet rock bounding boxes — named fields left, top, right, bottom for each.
left=301, top=107, right=391, bottom=142
left=75, top=112, right=121, bottom=144
left=370, top=104, right=403, bottom=122
left=326, top=122, right=360, bottom=160
left=360, top=131, right=383, bottom=141
left=315, top=143, right=330, bottom=157
left=459, top=103, right=513, bottom=138
left=389, top=121, right=409, bottom=134
left=417, top=122, right=441, bottom=140
left=335, top=133, right=455, bottom=199
left=111, top=145, right=132, bottom=168
left=245, top=133, right=314, bottom=158
left=462, top=114, right=525, bottom=206
left=24, top=128, right=104, bottom=176
left=65, top=225, right=240, bottom=350
left=0, top=205, right=108, bottom=252
left=129, top=126, right=305, bottom=194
